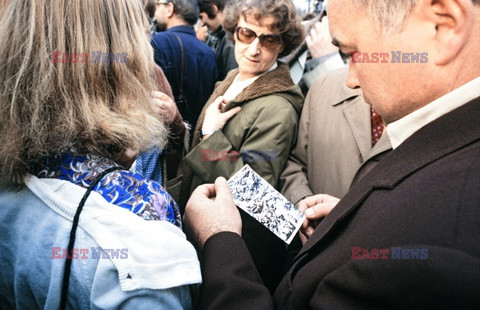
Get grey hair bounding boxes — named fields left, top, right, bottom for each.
left=352, top=0, right=480, bottom=35
left=351, top=0, right=418, bottom=35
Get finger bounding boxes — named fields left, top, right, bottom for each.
left=299, top=231, right=308, bottom=245
left=304, top=201, right=337, bottom=220
left=191, top=183, right=216, bottom=199
left=302, top=195, right=325, bottom=208
left=152, top=90, right=170, bottom=101
left=312, top=21, right=322, bottom=36
left=321, top=16, right=330, bottom=33
left=304, top=226, right=316, bottom=238
left=213, top=177, right=233, bottom=204
left=222, top=107, right=241, bottom=120
left=305, top=35, right=313, bottom=49
left=297, top=199, right=308, bottom=212
left=212, top=96, right=225, bottom=108
left=302, top=218, right=310, bottom=230
left=152, top=97, right=169, bottom=108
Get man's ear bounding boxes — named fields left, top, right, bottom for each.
left=212, top=4, right=219, bottom=15
left=422, top=0, right=474, bottom=65
left=166, top=2, right=175, bottom=18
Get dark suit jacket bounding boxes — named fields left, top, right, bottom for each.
left=198, top=98, right=480, bottom=309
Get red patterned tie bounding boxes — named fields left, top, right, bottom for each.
left=371, top=108, right=384, bottom=146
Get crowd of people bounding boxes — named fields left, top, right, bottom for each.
left=0, top=0, right=478, bottom=309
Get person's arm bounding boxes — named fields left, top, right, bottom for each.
left=148, top=90, right=187, bottom=180
left=199, top=232, right=274, bottom=310
left=183, top=178, right=273, bottom=310
left=184, top=96, right=299, bottom=188
left=279, top=87, right=314, bottom=205
left=88, top=252, right=197, bottom=309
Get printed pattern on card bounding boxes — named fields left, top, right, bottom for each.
left=227, top=165, right=305, bottom=244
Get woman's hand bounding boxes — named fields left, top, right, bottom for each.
left=151, top=90, right=180, bottom=125
left=201, top=96, right=241, bottom=140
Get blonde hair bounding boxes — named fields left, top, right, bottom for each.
left=0, top=0, right=167, bottom=185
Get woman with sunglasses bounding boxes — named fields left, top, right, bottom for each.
left=180, top=0, right=305, bottom=293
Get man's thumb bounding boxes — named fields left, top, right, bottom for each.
left=214, top=177, right=233, bottom=201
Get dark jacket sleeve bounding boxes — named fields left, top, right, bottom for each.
left=219, top=38, right=237, bottom=80
left=199, top=232, right=274, bottom=310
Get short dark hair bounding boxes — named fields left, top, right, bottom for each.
left=171, top=0, right=199, bottom=25
left=142, top=0, right=157, bottom=19
left=223, top=0, right=305, bottom=57
left=198, top=0, right=226, bottom=19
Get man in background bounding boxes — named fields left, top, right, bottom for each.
left=198, top=0, right=237, bottom=81
left=152, top=0, right=218, bottom=132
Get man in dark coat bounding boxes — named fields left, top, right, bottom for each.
left=151, top=0, right=217, bottom=132
left=183, top=0, right=480, bottom=308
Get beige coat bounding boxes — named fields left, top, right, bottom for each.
left=280, top=68, right=392, bottom=204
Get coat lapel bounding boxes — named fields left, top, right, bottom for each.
left=297, top=98, right=480, bottom=257
left=368, top=131, right=391, bottom=158
left=342, top=97, right=372, bottom=163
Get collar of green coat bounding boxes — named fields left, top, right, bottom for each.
left=212, top=62, right=302, bottom=110
left=191, top=62, right=303, bottom=149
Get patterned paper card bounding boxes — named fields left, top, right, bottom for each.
left=227, top=165, right=305, bottom=244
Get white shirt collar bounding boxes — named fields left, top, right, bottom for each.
left=387, top=77, right=480, bottom=149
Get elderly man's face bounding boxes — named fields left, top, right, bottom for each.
left=328, top=0, right=438, bottom=124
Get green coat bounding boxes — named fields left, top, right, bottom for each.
left=181, top=62, right=304, bottom=292
left=183, top=63, right=304, bottom=193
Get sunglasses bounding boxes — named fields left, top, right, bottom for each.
left=235, top=27, right=283, bottom=50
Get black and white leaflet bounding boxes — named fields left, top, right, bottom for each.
left=227, top=165, right=305, bottom=244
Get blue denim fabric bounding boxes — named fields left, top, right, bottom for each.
left=0, top=183, right=194, bottom=309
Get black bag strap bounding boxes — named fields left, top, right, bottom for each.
left=60, top=165, right=122, bottom=310
left=172, top=33, right=185, bottom=96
